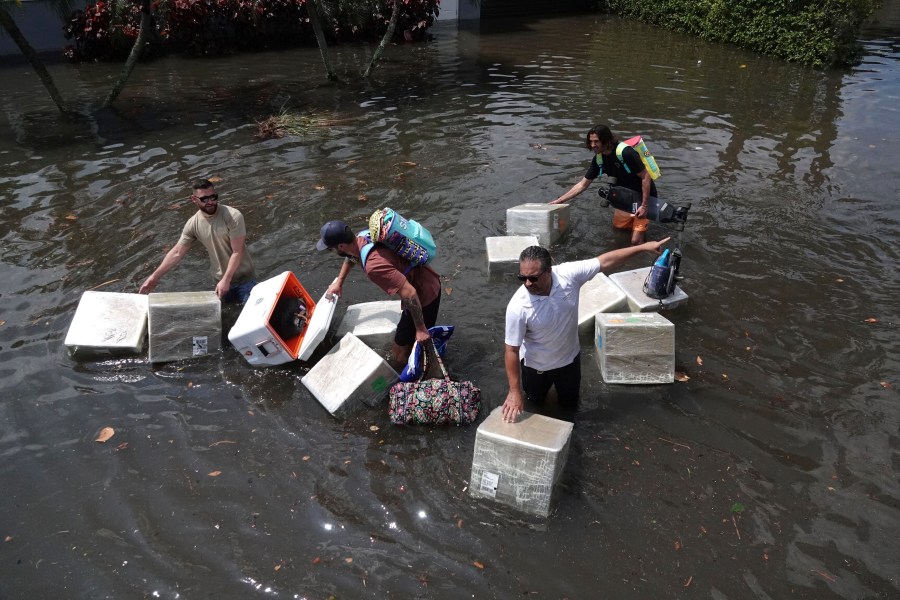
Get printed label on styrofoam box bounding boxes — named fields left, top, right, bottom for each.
left=192, top=336, right=209, bottom=356
left=480, top=472, right=499, bottom=498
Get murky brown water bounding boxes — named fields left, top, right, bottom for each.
left=1, top=12, right=898, bottom=599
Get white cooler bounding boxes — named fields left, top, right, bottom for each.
left=228, top=271, right=334, bottom=366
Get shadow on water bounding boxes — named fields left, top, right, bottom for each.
left=1, top=14, right=899, bottom=599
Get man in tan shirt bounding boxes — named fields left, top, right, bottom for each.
left=139, top=179, right=257, bottom=303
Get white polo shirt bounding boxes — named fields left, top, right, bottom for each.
left=505, top=258, right=601, bottom=371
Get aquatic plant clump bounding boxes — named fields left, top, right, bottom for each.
left=255, top=110, right=331, bottom=140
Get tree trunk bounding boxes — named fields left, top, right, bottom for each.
left=101, top=0, right=152, bottom=108
left=0, top=6, right=72, bottom=116
left=363, top=0, right=400, bottom=78
left=306, top=0, right=337, bottom=81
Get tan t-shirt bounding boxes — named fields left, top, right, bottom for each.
left=178, top=204, right=256, bottom=284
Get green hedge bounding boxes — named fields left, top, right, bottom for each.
left=603, top=0, right=883, bottom=68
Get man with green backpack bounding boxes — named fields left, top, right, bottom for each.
left=316, top=210, right=441, bottom=364
left=550, top=124, right=659, bottom=245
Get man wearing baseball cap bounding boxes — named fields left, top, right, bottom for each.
left=317, top=219, right=441, bottom=364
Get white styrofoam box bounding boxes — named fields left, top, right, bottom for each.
left=301, top=333, right=398, bottom=417
left=297, top=292, right=339, bottom=361
left=469, top=407, right=574, bottom=517
left=594, top=313, right=674, bottom=384
left=608, top=266, right=689, bottom=312
left=228, top=271, right=322, bottom=367
left=64, top=291, right=149, bottom=356
left=486, top=235, right=540, bottom=273
left=506, top=203, right=570, bottom=246
left=334, top=301, right=402, bottom=351
left=148, top=291, right=221, bottom=363
left=577, top=273, right=628, bottom=339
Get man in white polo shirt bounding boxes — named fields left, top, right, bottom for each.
left=502, top=238, right=669, bottom=422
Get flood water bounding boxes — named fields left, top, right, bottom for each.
left=1, top=12, right=898, bottom=599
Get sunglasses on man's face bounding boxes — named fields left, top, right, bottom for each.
left=193, top=193, right=218, bottom=203
left=516, top=271, right=545, bottom=283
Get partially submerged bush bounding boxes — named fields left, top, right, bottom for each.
left=603, top=0, right=883, bottom=68
left=63, top=0, right=441, bottom=62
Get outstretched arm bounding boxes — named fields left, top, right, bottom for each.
left=139, top=243, right=190, bottom=294
left=325, top=257, right=355, bottom=299
left=597, top=237, right=670, bottom=272
left=397, top=280, right=431, bottom=344
left=502, top=344, right=524, bottom=423
left=550, top=177, right=592, bottom=205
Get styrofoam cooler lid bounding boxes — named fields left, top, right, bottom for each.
left=297, top=292, right=339, bottom=361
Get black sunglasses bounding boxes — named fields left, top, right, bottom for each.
left=516, top=271, right=546, bottom=283
left=193, top=193, right=218, bottom=203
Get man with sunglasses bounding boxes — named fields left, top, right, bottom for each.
left=139, top=179, right=257, bottom=303
left=502, top=237, right=669, bottom=423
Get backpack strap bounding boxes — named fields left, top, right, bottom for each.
left=615, top=142, right=632, bottom=174
left=358, top=231, right=415, bottom=276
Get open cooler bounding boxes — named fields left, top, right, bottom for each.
left=228, top=271, right=335, bottom=366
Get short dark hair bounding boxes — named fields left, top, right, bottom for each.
left=585, top=124, right=617, bottom=150
left=519, top=245, right=552, bottom=271
left=193, top=179, right=213, bottom=191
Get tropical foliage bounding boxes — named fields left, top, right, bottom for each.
left=602, top=0, right=883, bottom=67
left=63, top=0, right=439, bottom=62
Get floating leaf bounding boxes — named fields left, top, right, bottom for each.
left=472, top=561, right=485, bottom=570
left=314, top=185, right=326, bottom=191
left=358, top=194, right=368, bottom=202
left=208, top=176, right=222, bottom=183
left=65, top=214, right=78, bottom=221
left=115, top=442, right=128, bottom=451
left=303, top=455, right=311, bottom=461
left=457, top=519, right=463, bottom=528
left=696, top=356, right=703, bottom=366
left=0, top=320, right=6, bottom=327
left=4, top=535, right=13, bottom=542
left=396, top=161, right=417, bottom=167
left=444, top=287, right=453, bottom=296
left=880, top=381, right=893, bottom=390
left=274, top=564, right=282, bottom=571
left=836, top=278, right=844, bottom=283
left=674, top=371, right=690, bottom=382
left=208, top=471, right=222, bottom=477
left=369, top=425, right=379, bottom=432
left=312, top=556, right=321, bottom=565
left=94, top=427, right=115, bottom=443
left=864, top=317, right=877, bottom=323
left=731, top=502, right=745, bottom=513
left=722, top=373, right=729, bottom=380
left=344, top=557, right=353, bottom=564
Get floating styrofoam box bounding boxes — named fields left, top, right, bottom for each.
left=148, top=291, right=221, bottom=363
left=608, top=266, right=688, bottom=312
left=301, top=333, right=398, bottom=417
left=594, top=313, right=674, bottom=384
left=64, top=291, right=149, bottom=356
left=228, top=271, right=326, bottom=367
left=469, top=407, right=574, bottom=517
left=486, top=235, right=540, bottom=273
left=334, top=301, right=402, bottom=351
left=506, top=203, right=570, bottom=246
left=577, top=273, right=628, bottom=339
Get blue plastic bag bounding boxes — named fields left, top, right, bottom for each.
left=399, top=325, right=455, bottom=382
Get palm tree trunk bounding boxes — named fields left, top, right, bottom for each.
left=101, top=0, right=152, bottom=108
left=0, top=6, right=72, bottom=116
left=306, top=0, right=337, bottom=81
left=363, top=0, right=400, bottom=78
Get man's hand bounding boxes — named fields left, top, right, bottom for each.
left=215, top=278, right=231, bottom=299
left=645, top=236, right=671, bottom=255
left=548, top=197, right=567, bottom=205
left=501, top=388, right=524, bottom=423
left=415, top=327, right=432, bottom=345
left=138, top=275, right=158, bottom=295
left=635, top=204, right=648, bottom=219
left=326, top=280, right=343, bottom=300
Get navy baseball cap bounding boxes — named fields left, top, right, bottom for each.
left=316, top=220, right=353, bottom=251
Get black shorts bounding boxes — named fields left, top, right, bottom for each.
left=521, top=354, right=581, bottom=408
left=394, top=293, right=441, bottom=347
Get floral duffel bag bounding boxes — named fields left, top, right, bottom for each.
left=388, top=345, right=481, bottom=425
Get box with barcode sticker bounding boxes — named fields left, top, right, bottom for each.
left=148, top=291, right=221, bottom=363
left=469, top=407, right=573, bottom=517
